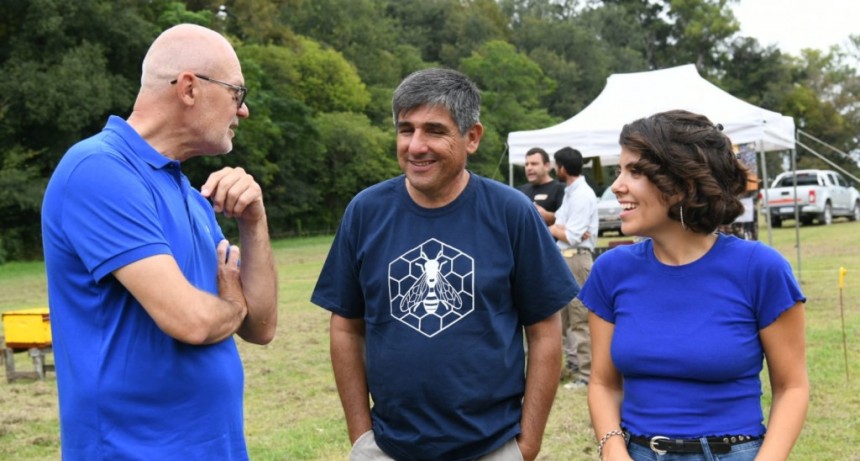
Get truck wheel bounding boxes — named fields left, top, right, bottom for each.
left=819, top=202, right=833, bottom=225
left=851, top=201, right=860, bottom=221
left=770, top=215, right=782, bottom=228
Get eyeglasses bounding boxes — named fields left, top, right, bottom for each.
left=170, top=74, right=247, bottom=109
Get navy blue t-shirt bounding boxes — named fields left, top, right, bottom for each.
left=312, top=173, right=579, bottom=461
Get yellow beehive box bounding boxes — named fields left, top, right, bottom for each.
left=2, top=307, right=52, bottom=349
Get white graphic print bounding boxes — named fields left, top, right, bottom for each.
left=389, top=238, right=474, bottom=337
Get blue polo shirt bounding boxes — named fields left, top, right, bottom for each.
left=42, top=116, right=248, bottom=460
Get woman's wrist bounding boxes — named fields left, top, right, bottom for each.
left=597, top=429, right=625, bottom=460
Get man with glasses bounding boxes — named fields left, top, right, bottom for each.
left=42, top=23, right=277, bottom=461
left=171, top=74, right=248, bottom=109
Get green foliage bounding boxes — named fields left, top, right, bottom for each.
left=460, top=40, right=561, bottom=178
left=275, top=0, right=406, bottom=87
left=461, top=40, right=555, bottom=110
left=152, top=0, right=215, bottom=28
left=1, top=0, right=860, bottom=260
left=719, top=37, right=789, bottom=108
left=315, top=112, right=399, bottom=223
left=292, top=37, right=372, bottom=113
left=384, top=0, right=461, bottom=64
left=0, top=147, right=46, bottom=262
left=225, top=0, right=298, bottom=45
left=666, top=0, right=740, bottom=70
left=436, top=0, right=510, bottom=67
left=195, top=43, right=328, bottom=237
left=0, top=1, right=150, bottom=156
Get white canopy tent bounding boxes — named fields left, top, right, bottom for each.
left=506, top=64, right=795, bottom=178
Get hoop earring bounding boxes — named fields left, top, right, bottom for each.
left=680, top=205, right=687, bottom=230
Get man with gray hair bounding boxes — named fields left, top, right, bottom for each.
left=312, top=68, right=578, bottom=461
left=42, top=24, right=277, bottom=460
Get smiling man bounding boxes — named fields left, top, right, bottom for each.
left=311, top=68, right=579, bottom=461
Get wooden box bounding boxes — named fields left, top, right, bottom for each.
left=2, top=307, right=52, bottom=349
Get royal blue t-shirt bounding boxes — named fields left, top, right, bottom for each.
left=579, top=235, right=805, bottom=438
left=42, top=116, right=248, bottom=460
left=311, top=173, right=579, bottom=461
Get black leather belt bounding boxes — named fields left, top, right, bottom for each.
left=627, top=433, right=761, bottom=455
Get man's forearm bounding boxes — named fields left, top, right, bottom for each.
left=550, top=224, right=569, bottom=243
left=331, top=315, right=373, bottom=444
left=236, top=214, right=278, bottom=344
left=519, top=313, right=563, bottom=461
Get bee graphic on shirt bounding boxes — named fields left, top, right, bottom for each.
left=399, top=250, right=463, bottom=315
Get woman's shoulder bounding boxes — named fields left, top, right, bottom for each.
left=595, top=239, right=650, bottom=266
left=718, top=234, right=782, bottom=258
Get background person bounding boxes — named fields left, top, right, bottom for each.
left=550, top=147, right=599, bottom=390
left=41, top=24, right=277, bottom=460
left=517, top=147, right=566, bottom=226
left=582, top=110, right=808, bottom=461
left=311, top=68, right=579, bottom=461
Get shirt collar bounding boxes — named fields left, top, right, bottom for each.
left=104, top=115, right=177, bottom=170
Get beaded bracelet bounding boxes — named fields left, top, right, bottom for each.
left=597, top=429, right=625, bottom=460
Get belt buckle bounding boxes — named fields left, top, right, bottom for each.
left=649, top=436, right=670, bottom=455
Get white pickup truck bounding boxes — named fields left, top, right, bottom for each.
left=762, top=169, right=860, bottom=227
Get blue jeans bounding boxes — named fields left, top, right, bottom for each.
left=627, top=437, right=762, bottom=461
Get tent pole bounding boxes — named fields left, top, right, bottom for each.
left=790, top=146, right=802, bottom=284
left=759, top=145, right=773, bottom=247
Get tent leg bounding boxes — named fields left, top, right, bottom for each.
left=759, top=147, right=773, bottom=247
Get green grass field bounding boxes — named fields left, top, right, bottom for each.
left=1, top=219, right=859, bottom=460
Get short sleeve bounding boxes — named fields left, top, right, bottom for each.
left=748, top=243, right=806, bottom=329
left=510, top=194, right=580, bottom=325
left=63, top=154, right=170, bottom=282
left=310, top=201, right=365, bottom=318
left=578, top=250, right=618, bottom=323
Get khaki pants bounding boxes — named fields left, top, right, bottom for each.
left=561, top=251, right=592, bottom=382
left=349, top=431, right=524, bottom=461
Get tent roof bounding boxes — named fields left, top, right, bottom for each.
left=507, top=64, right=795, bottom=166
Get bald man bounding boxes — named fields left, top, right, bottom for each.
left=42, top=24, right=277, bottom=460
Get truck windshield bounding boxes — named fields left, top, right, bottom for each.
left=776, top=174, right=820, bottom=187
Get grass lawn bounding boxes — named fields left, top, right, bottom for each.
left=1, top=218, right=859, bottom=460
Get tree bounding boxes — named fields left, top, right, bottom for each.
left=718, top=36, right=789, bottom=108
left=316, top=112, right=399, bottom=226
left=595, top=0, right=673, bottom=68
left=778, top=50, right=859, bottom=173
left=436, top=0, right=510, bottom=67
left=459, top=40, right=560, bottom=180
left=0, top=0, right=858, bottom=260
left=291, top=37, right=372, bottom=113
left=0, top=0, right=160, bottom=260
left=665, top=0, right=740, bottom=71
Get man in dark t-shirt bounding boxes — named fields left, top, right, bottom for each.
left=517, top=147, right=566, bottom=226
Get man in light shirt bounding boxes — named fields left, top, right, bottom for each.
left=550, top=147, right=598, bottom=389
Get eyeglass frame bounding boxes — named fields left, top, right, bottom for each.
left=170, top=74, right=247, bottom=109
